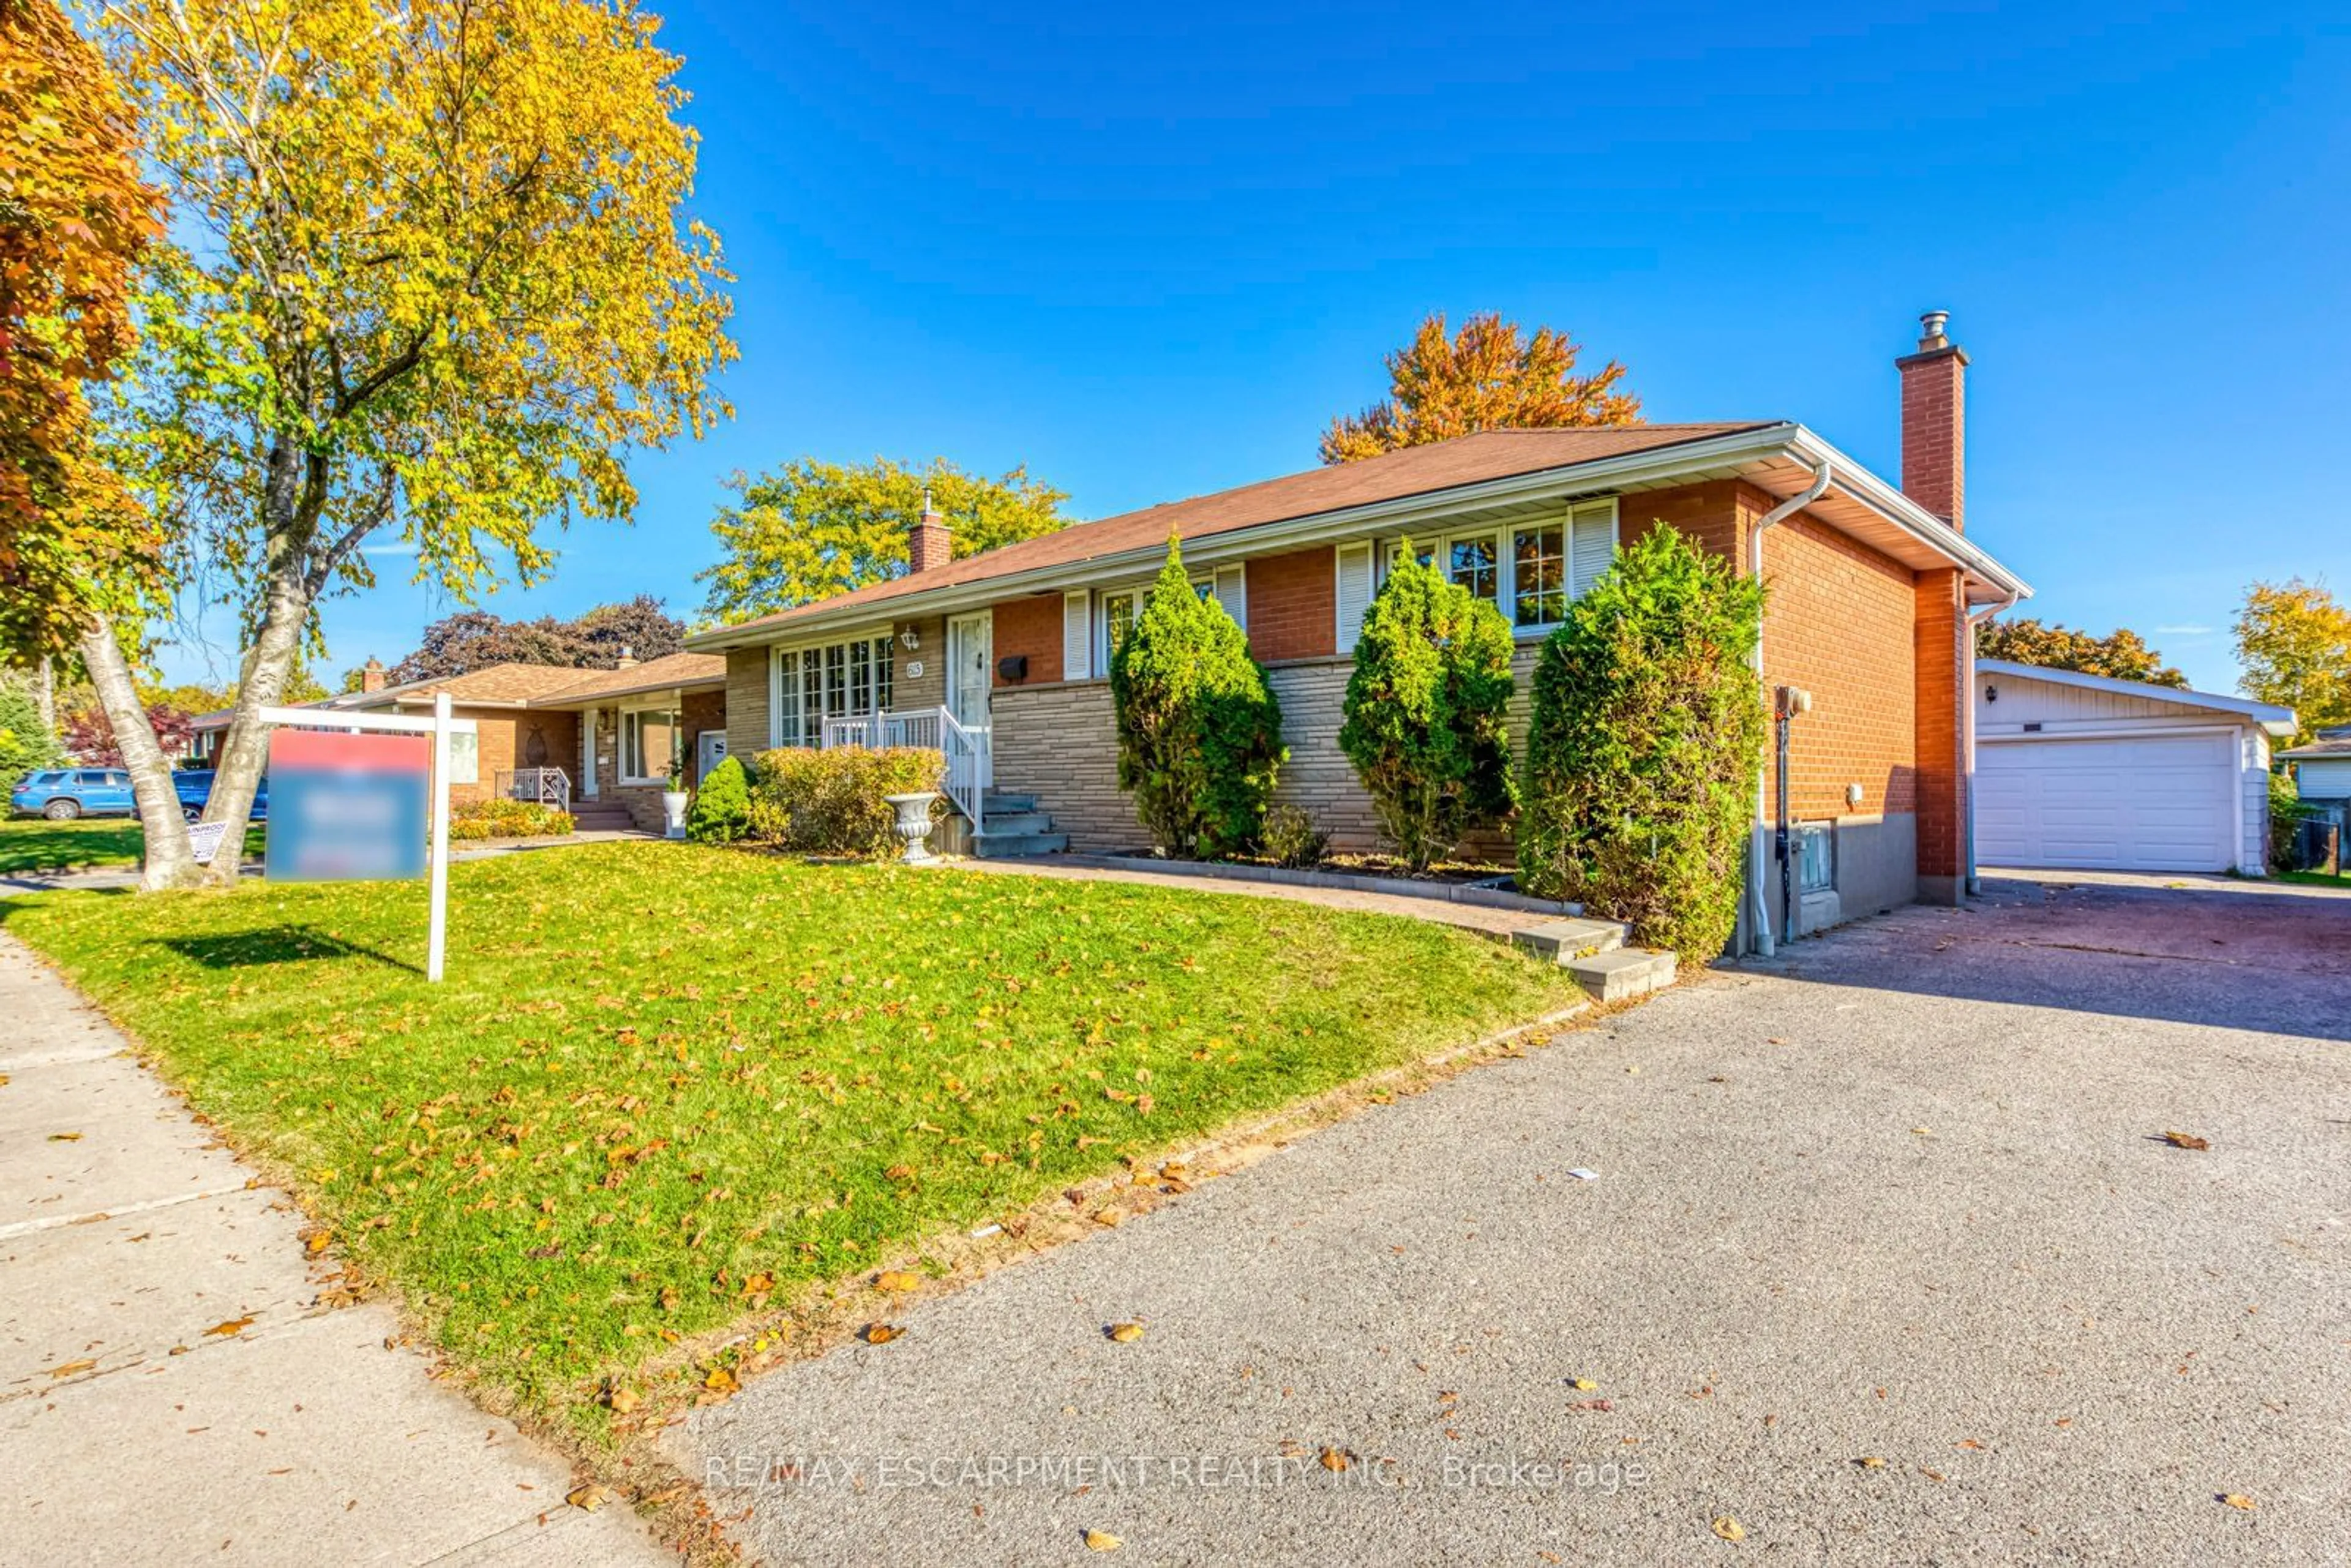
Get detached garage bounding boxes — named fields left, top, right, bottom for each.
left=1973, top=659, right=2295, bottom=876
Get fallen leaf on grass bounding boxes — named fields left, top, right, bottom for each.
left=1082, top=1529, right=1122, bottom=1551
left=2220, top=1494, right=2255, bottom=1510
left=49, top=1358, right=96, bottom=1378
left=603, top=1385, right=640, bottom=1414
left=565, top=1484, right=605, bottom=1512
left=1106, top=1322, right=1146, bottom=1344
left=874, top=1269, right=921, bottom=1292
left=703, top=1366, right=739, bottom=1395
left=2160, top=1131, right=2211, bottom=1151
left=859, top=1322, right=902, bottom=1345
left=1711, top=1515, right=1745, bottom=1542
left=203, top=1316, right=255, bottom=1338
left=1092, top=1209, right=1123, bottom=1228
left=304, top=1232, right=332, bottom=1255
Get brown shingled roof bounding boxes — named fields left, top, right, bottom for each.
left=533, top=651, right=726, bottom=704
left=367, top=663, right=591, bottom=707
left=712, top=423, right=1773, bottom=636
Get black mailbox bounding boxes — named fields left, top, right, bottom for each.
left=997, top=654, right=1029, bottom=683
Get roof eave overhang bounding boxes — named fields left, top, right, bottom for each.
left=525, top=675, right=727, bottom=709
left=688, top=422, right=2035, bottom=650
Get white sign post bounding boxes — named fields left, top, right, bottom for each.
left=256, top=700, right=475, bottom=983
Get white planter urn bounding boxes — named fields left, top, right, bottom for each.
left=661, top=789, right=690, bottom=841
left=883, top=792, right=940, bottom=863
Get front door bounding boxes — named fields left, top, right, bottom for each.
left=947, top=612, right=994, bottom=786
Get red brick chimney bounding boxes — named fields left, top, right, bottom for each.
left=361, top=656, right=386, bottom=693
left=1896, top=309, right=1967, bottom=532
left=909, top=488, right=952, bottom=574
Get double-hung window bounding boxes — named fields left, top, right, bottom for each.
left=772, top=634, right=897, bottom=748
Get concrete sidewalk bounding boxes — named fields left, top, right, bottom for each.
left=0, top=931, right=670, bottom=1566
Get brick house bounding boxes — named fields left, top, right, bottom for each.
left=189, top=650, right=729, bottom=835
left=688, top=313, right=2030, bottom=953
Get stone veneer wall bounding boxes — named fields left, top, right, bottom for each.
left=988, top=681, right=1138, bottom=850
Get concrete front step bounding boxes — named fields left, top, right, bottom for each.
left=1510, top=917, right=1629, bottom=964
left=970, top=831, right=1071, bottom=858
left=981, top=792, right=1038, bottom=814
left=975, top=810, right=1053, bottom=835
left=1562, top=946, right=1677, bottom=1003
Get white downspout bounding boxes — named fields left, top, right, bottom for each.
left=1748, top=457, right=1833, bottom=958
left=1962, top=588, right=2021, bottom=895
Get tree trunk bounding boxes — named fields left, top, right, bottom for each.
left=197, top=443, right=317, bottom=887
left=34, top=656, right=56, bottom=732
left=80, top=617, right=202, bottom=891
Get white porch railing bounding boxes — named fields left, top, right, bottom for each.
left=819, top=705, right=982, bottom=834
left=498, top=767, right=572, bottom=813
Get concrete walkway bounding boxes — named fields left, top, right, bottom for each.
left=0, top=932, right=669, bottom=1566
left=950, top=854, right=1540, bottom=938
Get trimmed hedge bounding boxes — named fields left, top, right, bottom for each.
left=748, top=746, right=945, bottom=857
left=1337, top=543, right=1517, bottom=872
left=688, top=754, right=752, bottom=844
left=449, top=798, right=576, bottom=840
left=1111, top=538, right=1285, bottom=857
left=1515, top=526, right=1765, bottom=958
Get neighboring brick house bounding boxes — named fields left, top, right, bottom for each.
left=690, top=312, right=2031, bottom=954
left=188, top=650, right=728, bottom=835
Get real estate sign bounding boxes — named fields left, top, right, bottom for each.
left=264, top=729, right=429, bottom=882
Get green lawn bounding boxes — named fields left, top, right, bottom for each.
left=2279, top=866, right=2351, bottom=890
left=1, top=817, right=266, bottom=877
left=0, top=842, right=1577, bottom=1431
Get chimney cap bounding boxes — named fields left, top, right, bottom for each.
left=1918, top=309, right=1951, bottom=350
left=615, top=645, right=636, bottom=669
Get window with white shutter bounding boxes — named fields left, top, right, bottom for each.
left=1213, top=565, right=1247, bottom=630
left=1567, top=499, right=1618, bottom=601
left=1062, top=590, right=1092, bottom=681
left=1335, top=542, right=1375, bottom=651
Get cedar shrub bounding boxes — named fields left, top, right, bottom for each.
left=1110, top=538, right=1284, bottom=857
left=1515, top=525, right=1764, bottom=957
left=1337, top=543, right=1517, bottom=871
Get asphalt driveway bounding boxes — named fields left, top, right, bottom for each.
left=678, top=872, right=2351, bottom=1566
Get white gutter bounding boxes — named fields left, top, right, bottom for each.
left=1747, top=456, right=1833, bottom=958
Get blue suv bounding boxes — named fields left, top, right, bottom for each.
left=12, top=768, right=138, bottom=820
left=169, top=769, right=269, bottom=822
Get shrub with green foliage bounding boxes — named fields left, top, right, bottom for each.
left=1110, top=539, right=1285, bottom=857
left=0, top=678, right=64, bottom=793
left=687, top=754, right=752, bottom=844
left=449, top=798, right=576, bottom=840
left=1258, top=803, right=1329, bottom=869
left=1515, top=526, right=1765, bottom=957
left=747, top=746, right=945, bottom=857
left=1337, top=544, right=1517, bottom=871
left=2268, top=768, right=2312, bottom=874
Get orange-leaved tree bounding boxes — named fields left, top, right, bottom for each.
left=0, top=0, right=163, bottom=661
left=1319, top=310, right=1640, bottom=465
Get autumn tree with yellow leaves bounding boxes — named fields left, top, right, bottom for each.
left=90, top=0, right=737, bottom=885
left=2237, top=579, right=2351, bottom=745
left=1319, top=310, right=1641, bottom=465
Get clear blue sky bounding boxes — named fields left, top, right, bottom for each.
left=157, top=1, right=2349, bottom=697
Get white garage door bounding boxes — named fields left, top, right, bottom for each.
left=1976, top=733, right=2237, bottom=872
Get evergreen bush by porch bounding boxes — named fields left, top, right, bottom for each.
left=686, top=754, right=752, bottom=844
left=1515, top=526, right=1764, bottom=957
left=1110, top=539, right=1285, bottom=858
left=746, top=746, right=944, bottom=857
left=1337, top=544, right=1517, bottom=872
